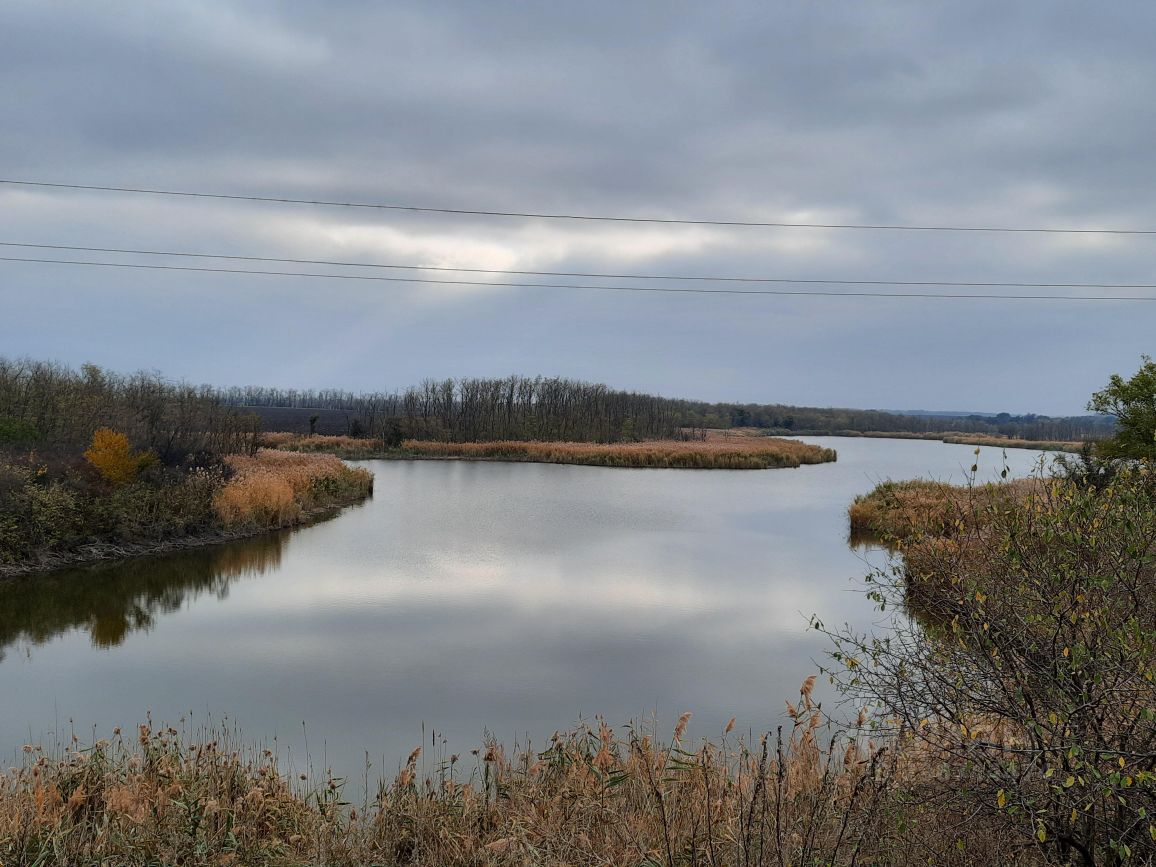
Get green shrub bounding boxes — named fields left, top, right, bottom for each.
left=0, top=468, right=83, bottom=563
left=0, top=416, right=38, bottom=444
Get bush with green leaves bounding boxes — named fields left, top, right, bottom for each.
left=0, top=415, right=38, bottom=444
left=1090, top=357, right=1156, bottom=460
left=0, top=464, right=83, bottom=563
left=826, top=467, right=1156, bottom=864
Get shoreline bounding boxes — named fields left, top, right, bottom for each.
left=0, top=497, right=367, bottom=582
left=341, top=451, right=831, bottom=469
left=279, top=436, right=838, bottom=470
left=782, top=430, right=1084, bottom=452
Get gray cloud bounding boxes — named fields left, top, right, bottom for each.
left=1, top=0, right=1152, bottom=413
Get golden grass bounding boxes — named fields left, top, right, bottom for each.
left=213, top=450, right=373, bottom=528
left=848, top=431, right=1084, bottom=452
left=255, top=430, right=299, bottom=449
left=265, top=433, right=380, bottom=455
left=848, top=477, right=1040, bottom=542
left=0, top=685, right=1025, bottom=866
left=401, top=437, right=837, bottom=469
left=939, top=434, right=1083, bottom=452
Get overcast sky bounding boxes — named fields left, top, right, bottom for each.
left=1, top=1, right=1153, bottom=414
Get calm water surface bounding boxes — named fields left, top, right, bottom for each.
left=0, top=438, right=1049, bottom=780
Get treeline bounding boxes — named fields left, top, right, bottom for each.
left=220, top=377, right=1112, bottom=443
left=0, top=358, right=259, bottom=460
left=672, top=400, right=1113, bottom=440
left=1, top=357, right=1111, bottom=455
left=220, top=376, right=682, bottom=442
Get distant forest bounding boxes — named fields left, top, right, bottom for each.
left=216, top=376, right=1114, bottom=443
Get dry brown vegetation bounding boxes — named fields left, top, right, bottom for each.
left=848, top=477, right=1041, bottom=542
left=850, top=431, right=1084, bottom=452
left=0, top=683, right=1027, bottom=867
left=939, top=434, right=1083, bottom=452
left=262, top=429, right=837, bottom=469
left=399, top=437, right=836, bottom=469
left=260, top=432, right=379, bottom=455
left=213, top=450, right=373, bottom=528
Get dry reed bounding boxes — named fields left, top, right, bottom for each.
left=848, top=431, right=1083, bottom=452
left=400, top=437, right=836, bottom=470
left=213, top=449, right=373, bottom=528
left=848, top=477, right=1040, bottom=542
left=0, top=681, right=1027, bottom=866
left=939, top=434, right=1082, bottom=452
left=267, top=434, right=380, bottom=455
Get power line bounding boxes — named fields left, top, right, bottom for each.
left=2, top=254, right=1155, bottom=302
left=2, top=241, right=1155, bottom=291
left=1, top=178, right=1152, bottom=235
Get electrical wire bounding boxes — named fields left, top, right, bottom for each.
left=3, top=254, right=1154, bottom=302
left=2, top=179, right=1152, bottom=235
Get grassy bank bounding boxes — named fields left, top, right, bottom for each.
left=0, top=449, right=372, bottom=578
left=847, top=477, right=1040, bottom=542
left=265, top=432, right=837, bottom=469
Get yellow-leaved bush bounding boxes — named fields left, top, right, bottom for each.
left=83, top=428, right=156, bottom=485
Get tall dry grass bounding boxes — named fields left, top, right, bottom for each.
left=939, top=434, right=1082, bottom=452
left=848, top=477, right=1040, bottom=542
left=849, top=432, right=1084, bottom=452
left=262, top=433, right=380, bottom=455
left=0, top=681, right=1027, bottom=866
left=213, top=450, right=373, bottom=529
left=401, top=437, right=836, bottom=470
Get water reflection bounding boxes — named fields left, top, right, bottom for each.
left=0, top=531, right=288, bottom=656
left=846, top=526, right=890, bottom=551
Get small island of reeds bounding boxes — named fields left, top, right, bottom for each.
left=265, top=431, right=837, bottom=470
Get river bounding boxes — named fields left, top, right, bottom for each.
left=0, top=437, right=1051, bottom=783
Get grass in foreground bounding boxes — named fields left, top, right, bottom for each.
left=0, top=689, right=1023, bottom=867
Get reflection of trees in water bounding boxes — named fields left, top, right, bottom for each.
left=845, top=531, right=950, bottom=636
left=0, top=531, right=290, bottom=657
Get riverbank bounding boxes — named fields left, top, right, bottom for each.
left=0, top=450, right=372, bottom=580
left=265, top=432, right=837, bottom=469
left=795, top=430, right=1082, bottom=455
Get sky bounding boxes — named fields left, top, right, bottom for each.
left=0, top=1, right=1153, bottom=415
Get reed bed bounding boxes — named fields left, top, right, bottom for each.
left=263, top=433, right=381, bottom=455
left=849, top=431, right=1084, bottom=452
left=400, top=437, right=836, bottom=469
left=213, top=450, right=373, bottom=528
left=0, top=683, right=1025, bottom=866
left=939, top=434, right=1083, bottom=452
left=847, top=477, right=1040, bottom=542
